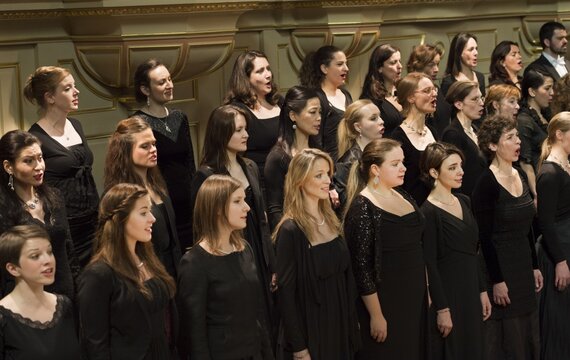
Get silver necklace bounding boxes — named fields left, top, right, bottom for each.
left=551, top=154, right=570, bottom=171
left=431, top=195, right=456, bottom=206
left=147, top=106, right=171, bottom=132
left=403, top=121, right=427, bottom=136
left=309, top=216, right=325, bottom=226
left=22, top=192, right=40, bottom=210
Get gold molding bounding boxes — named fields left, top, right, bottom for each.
left=0, top=1, right=466, bottom=20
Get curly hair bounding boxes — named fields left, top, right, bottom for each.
left=407, top=44, right=442, bottom=74
left=419, top=142, right=465, bottom=188
left=551, top=74, right=570, bottom=114
left=477, top=114, right=517, bottom=162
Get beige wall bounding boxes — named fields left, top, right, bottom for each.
left=1, top=0, right=569, bottom=191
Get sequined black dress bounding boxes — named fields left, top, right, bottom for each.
left=344, top=193, right=427, bottom=359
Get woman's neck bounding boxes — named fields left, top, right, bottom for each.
left=133, top=166, right=149, bottom=187
left=549, top=144, right=570, bottom=162
left=40, top=109, right=67, bottom=129
left=385, top=81, right=395, bottom=96
left=506, top=69, right=519, bottom=84
left=226, top=150, right=239, bottom=170
left=146, top=100, right=168, bottom=118
left=10, top=280, right=48, bottom=307
left=304, top=197, right=321, bottom=220
left=405, top=108, right=426, bottom=128
left=459, top=65, right=475, bottom=80
left=321, top=79, right=338, bottom=96
left=14, top=183, right=36, bottom=203
left=356, top=136, right=371, bottom=151
left=430, top=183, right=453, bottom=201
left=491, top=156, right=513, bottom=174
left=527, top=98, right=542, bottom=112
left=456, top=112, right=473, bottom=128
left=292, top=131, right=310, bottom=153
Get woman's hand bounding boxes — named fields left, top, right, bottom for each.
left=370, top=314, right=388, bottom=343
left=555, top=260, right=570, bottom=291
left=480, top=291, right=492, bottom=321
left=534, top=269, right=544, bottom=292
left=270, top=273, right=278, bottom=292
left=329, top=189, right=340, bottom=208
left=492, top=282, right=511, bottom=306
left=436, top=308, right=453, bottom=338
left=293, top=349, right=311, bottom=360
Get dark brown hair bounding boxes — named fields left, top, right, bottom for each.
left=133, top=58, right=165, bottom=103
left=0, top=225, right=50, bottom=275
left=477, top=114, right=517, bottom=162
left=361, top=44, right=400, bottom=100
left=419, top=142, right=465, bottom=188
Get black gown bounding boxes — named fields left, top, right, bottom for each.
left=316, top=88, right=353, bottom=161
left=0, top=295, right=79, bottom=360
left=344, top=194, right=427, bottom=360
left=134, top=109, right=196, bottom=250
left=275, top=220, right=359, bottom=360
left=389, top=126, right=433, bottom=205
left=264, top=147, right=292, bottom=231
left=536, top=161, right=570, bottom=359
left=29, top=118, right=99, bottom=268
left=421, top=195, right=485, bottom=360
left=472, top=168, right=539, bottom=360
left=150, top=200, right=182, bottom=278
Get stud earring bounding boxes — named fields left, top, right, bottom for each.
left=8, top=173, right=14, bottom=191
left=292, top=123, right=297, bottom=130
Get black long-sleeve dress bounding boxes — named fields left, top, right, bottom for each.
left=264, top=146, right=292, bottom=231
left=333, top=143, right=361, bottom=210
left=177, top=244, right=272, bottom=360
left=389, top=126, right=434, bottom=205
left=421, top=195, right=485, bottom=360
left=134, top=109, right=196, bottom=250
left=536, top=161, right=570, bottom=359
left=0, top=295, right=79, bottom=359
left=275, top=219, right=360, bottom=360
left=441, top=117, right=487, bottom=197
left=344, top=193, right=427, bottom=360
left=517, top=106, right=547, bottom=172
left=472, top=168, right=540, bottom=360
left=29, top=118, right=99, bottom=268
left=150, top=198, right=182, bottom=278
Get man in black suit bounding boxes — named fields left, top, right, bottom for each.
left=525, top=21, right=569, bottom=81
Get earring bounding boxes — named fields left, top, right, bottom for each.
left=8, top=173, right=14, bottom=191
left=373, top=176, right=379, bottom=186
left=434, top=178, right=438, bottom=188
left=292, top=123, right=297, bottom=130
left=358, top=131, right=362, bottom=138
left=146, top=96, right=150, bottom=107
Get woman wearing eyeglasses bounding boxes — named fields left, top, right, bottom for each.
left=389, top=72, right=437, bottom=205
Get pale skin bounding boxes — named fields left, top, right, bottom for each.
left=320, top=51, right=349, bottom=111
left=1, top=238, right=57, bottom=324
left=381, top=52, right=403, bottom=112
left=545, top=132, right=570, bottom=291
left=248, top=56, right=281, bottom=118
left=488, top=129, right=544, bottom=305
left=427, top=154, right=492, bottom=337
left=401, top=78, right=437, bottom=150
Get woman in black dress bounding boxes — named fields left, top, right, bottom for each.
left=517, top=69, right=554, bottom=196
left=334, top=99, right=384, bottom=207
left=134, top=59, right=196, bottom=250
left=265, top=86, right=321, bottom=230
left=535, top=112, right=570, bottom=359
left=390, top=72, right=438, bottom=205
left=178, top=175, right=273, bottom=360
left=442, top=80, right=487, bottom=196
left=104, top=117, right=182, bottom=279
left=0, top=130, right=76, bottom=299
left=190, top=104, right=277, bottom=345
left=440, top=33, right=486, bottom=130
left=488, top=41, right=523, bottom=88
left=79, top=183, right=176, bottom=359
left=407, top=44, right=448, bottom=136
left=224, top=50, right=282, bottom=188
left=299, top=45, right=352, bottom=161
left=0, top=225, right=79, bottom=359
left=343, top=139, right=427, bottom=359
left=360, top=44, right=403, bottom=137
left=274, top=148, right=359, bottom=360
left=472, top=114, right=543, bottom=360
left=419, top=142, right=491, bottom=360
left=25, top=66, right=99, bottom=269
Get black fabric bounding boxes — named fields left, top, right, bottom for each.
left=264, top=147, right=292, bottom=231
left=176, top=244, right=272, bottom=360
left=315, top=88, right=353, bottom=161
left=333, top=143, right=362, bottom=209
left=78, top=261, right=174, bottom=360
left=344, top=194, right=427, bottom=359
left=0, top=295, right=79, bottom=360
left=517, top=106, right=547, bottom=171
left=441, top=116, right=487, bottom=197
left=134, top=109, right=196, bottom=250
left=29, top=118, right=99, bottom=268
left=275, top=220, right=360, bottom=360
left=389, top=126, right=434, bottom=206
left=472, top=168, right=539, bottom=319
left=421, top=195, right=485, bottom=360
left=150, top=199, right=182, bottom=278
left=484, top=310, right=539, bottom=360
left=524, top=54, right=570, bottom=82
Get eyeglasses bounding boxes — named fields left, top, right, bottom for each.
left=467, top=96, right=485, bottom=103
left=415, top=86, right=438, bottom=95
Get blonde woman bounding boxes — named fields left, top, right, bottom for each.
left=274, top=148, right=359, bottom=360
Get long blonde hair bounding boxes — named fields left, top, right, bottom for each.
left=193, top=175, right=246, bottom=254
left=272, top=148, right=340, bottom=243
left=539, top=111, right=570, bottom=171
left=337, top=99, right=374, bottom=157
